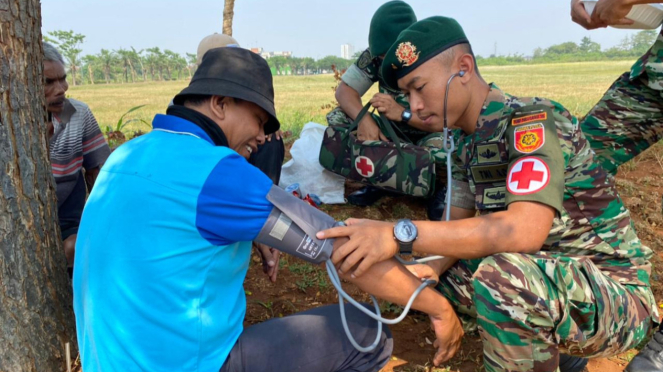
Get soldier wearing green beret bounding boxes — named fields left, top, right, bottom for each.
left=318, top=16, right=659, bottom=372
left=325, top=1, right=447, bottom=218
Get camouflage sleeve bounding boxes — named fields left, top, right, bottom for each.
left=450, top=181, right=475, bottom=210
left=504, top=106, right=565, bottom=215
left=340, top=49, right=379, bottom=96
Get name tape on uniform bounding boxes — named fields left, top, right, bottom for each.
left=512, top=112, right=547, bottom=126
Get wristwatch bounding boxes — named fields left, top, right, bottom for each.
left=393, top=219, right=417, bottom=255
left=401, top=108, right=412, bottom=123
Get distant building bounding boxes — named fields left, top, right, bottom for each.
left=253, top=49, right=293, bottom=59
left=341, top=44, right=354, bottom=60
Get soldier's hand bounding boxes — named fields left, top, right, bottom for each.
left=370, top=93, right=404, bottom=122
left=430, top=305, right=464, bottom=366
left=571, top=0, right=603, bottom=29
left=317, top=218, right=398, bottom=278
left=356, top=115, right=387, bottom=142
left=266, top=129, right=283, bottom=142
left=591, top=0, right=635, bottom=27
left=405, top=263, right=440, bottom=285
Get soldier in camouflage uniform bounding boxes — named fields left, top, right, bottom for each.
left=329, top=1, right=448, bottom=218
left=319, top=16, right=659, bottom=372
left=570, top=0, right=663, bottom=175
left=571, top=3, right=663, bottom=370
left=580, top=28, right=663, bottom=175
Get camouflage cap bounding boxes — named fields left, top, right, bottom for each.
left=368, top=1, right=417, bottom=57
left=381, top=16, right=468, bottom=90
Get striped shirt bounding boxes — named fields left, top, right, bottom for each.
left=50, top=98, right=110, bottom=209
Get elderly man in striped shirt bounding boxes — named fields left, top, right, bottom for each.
left=44, top=42, right=111, bottom=273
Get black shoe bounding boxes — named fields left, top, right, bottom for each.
left=559, top=354, right=588, bottom=372
left=426, top=187, right=447, bottom=221
left=625, top=327, right=663, bottom=372
left=347, top=186, right=386, bottom=207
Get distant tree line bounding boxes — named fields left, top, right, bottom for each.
left=44, top=30, right=355, bottom=86
left=476, top=30, right=658, bottom=66
left=45, top=29, right=658, bottom=85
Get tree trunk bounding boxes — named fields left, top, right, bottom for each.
left=88, top=64, right=94, bottom=85
left=104, top=67, right=110, bottom=84
left=71, top=65, right=77, bottom=86
left=128, top=60, right=137, bottom=83
left=139, top=60, right=146, bottom=82
left=0, top=1, right=78, bottom=371
left=223, top=0, right=235, bottom=36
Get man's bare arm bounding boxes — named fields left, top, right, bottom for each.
left=335, top=83, right=386, bottom=141
left=85, top=166, right=101, bottom=192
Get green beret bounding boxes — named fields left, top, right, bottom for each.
left=368, top=1, right=417, bottom=57
left=381, top=16, right=469, bottom=90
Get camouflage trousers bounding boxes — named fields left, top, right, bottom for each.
left=581, top=72, right=663, bottom=175
left=436, top=253, right=657, bottom=372
left=326, top=107, right=450, bottom=183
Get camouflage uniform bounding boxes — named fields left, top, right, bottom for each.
left=436, top=84, right=659, bottom=372
left=581, top=28, right=663, bottom=175
left=327, top=49, right=450, bottom=184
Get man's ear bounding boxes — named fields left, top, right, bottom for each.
left=458, top=54, right=475, bottom=81
left=208, top=95, right=229, bottom=121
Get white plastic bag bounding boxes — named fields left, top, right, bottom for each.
left=279, top=122, right=346, bottom=204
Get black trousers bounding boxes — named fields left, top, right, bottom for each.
left=220, top=304, right=393, bottom=372
left=249, top=137, right=285, bottom=185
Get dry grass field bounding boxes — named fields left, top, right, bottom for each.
left=68, top=60, right=634, bottom=136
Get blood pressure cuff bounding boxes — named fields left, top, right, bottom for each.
left=256, top=185, right=336, bottom=264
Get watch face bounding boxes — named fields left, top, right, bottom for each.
left=402, top=110, right=412, bottom=121
left=394, top=220, right=417, bottom=243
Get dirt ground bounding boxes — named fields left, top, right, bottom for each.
left=242, top=143, right=663, bottom=372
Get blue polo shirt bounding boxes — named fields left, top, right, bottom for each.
left=73, top=114, right=274, bottom=371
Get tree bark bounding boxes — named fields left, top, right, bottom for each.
left=128, top=60, right=137, bottom=83
left=0, top=1, right=78, bottom=371
left=88, top=64, right=94, bottom=85
left=223, top=0, right=235, bottom=36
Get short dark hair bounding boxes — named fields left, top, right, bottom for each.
left=178, top=94, right=244, bottom=107
left=180, top=94, right=212, bottom=107
left=435, top=43, right=480, bottom=75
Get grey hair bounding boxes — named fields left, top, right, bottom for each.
left=43, top=42, right=65, bottom=65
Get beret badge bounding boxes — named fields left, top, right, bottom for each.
left=395, top=42, right=419, bottom=67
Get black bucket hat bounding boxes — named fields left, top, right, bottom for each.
left=174, top=47, right=280, bottom=134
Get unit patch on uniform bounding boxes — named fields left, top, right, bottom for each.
left=357, top=50, right=373, bottom=69
left=512, top=112, right=547, bottom=126
left=483, top=186, right=506, bottom=205
left=514, top=123, right=545, bottom=154
left=396, top=42, right=420, bottom=67
left=476, top=144, right=500, bottom=164
left=354, top=156, right=375, bottom=178
left=507, top=157, right=550, bottom=195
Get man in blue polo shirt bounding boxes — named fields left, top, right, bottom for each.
left=73, top=47, right=393, bottom=372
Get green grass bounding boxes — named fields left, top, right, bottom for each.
left=66, top=60, right=636, bottom=137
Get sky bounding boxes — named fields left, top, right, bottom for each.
left=41, top=0, right=645, bottom=59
